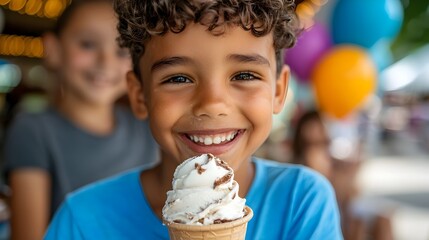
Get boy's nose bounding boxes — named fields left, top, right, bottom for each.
left=192, top=82, right=230, bottom=118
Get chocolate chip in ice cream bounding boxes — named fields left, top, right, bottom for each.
left=194, top=163, right=206, bottom=174
left=214, top=173, right=232, bottom=189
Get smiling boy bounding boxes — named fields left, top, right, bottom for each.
left=45, top=1, right=343, bottom=239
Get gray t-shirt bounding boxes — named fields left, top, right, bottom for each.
left=3, top=106, right=159, bottom=214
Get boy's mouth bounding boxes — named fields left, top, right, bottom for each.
left=185, top=130, right=241, bottom=145
left=181, top=129, right=245, bottom=155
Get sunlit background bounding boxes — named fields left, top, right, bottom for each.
left=265, top=0, right=429, bottom=239
left=0, top=0, right=428, bottom=239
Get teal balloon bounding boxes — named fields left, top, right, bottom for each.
left=331, top=0, right=403, bottom=48
left=369, top=40, right=392, bottom=95
left=288, top=74, right=298, bottom=96
left=369, top=39, right=393, bottom=71
left=294, top=79, right=315, bottom=108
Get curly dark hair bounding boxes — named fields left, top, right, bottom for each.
left=114, top=0, right=300, bottom=77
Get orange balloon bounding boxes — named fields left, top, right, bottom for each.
left=312, top=45, right=377, bottom=119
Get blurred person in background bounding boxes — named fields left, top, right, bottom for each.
left=291, top=109, right=332, bottom=179
left=2, top=0, right=159, bottom=239
left=291, top=109, right=393, bottom=240
left=410, top=93, right=429, bottom=152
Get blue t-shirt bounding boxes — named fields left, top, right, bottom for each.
left=45, top=158, right=343, bottom=240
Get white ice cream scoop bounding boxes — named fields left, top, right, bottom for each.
left=162, top=153, right=246, bottom=225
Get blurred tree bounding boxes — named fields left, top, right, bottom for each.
left=391, top=0, right=429, bottom=59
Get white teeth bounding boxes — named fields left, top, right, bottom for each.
left=204, top=137, right=213, bottom=145
left=226, top=132, right=235, bottom=141
left=188, top=131, right=239, bottom=145
left=213, top=136, right=221, bottom=144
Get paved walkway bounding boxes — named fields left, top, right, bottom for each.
left=357, top=156, right=429, bottom=240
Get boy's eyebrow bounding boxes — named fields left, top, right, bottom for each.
left=227, top=54, right=271, bottom=67
left=150, top=54, right=270, bottom=73
left=151, top=56, right=192, bottom=73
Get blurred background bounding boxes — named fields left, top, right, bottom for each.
left=0, top=1, right=64, bottom=238
left=0, top=0, right=427, bottom=239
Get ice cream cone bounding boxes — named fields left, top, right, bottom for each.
left=164, top=206, right=253, bottom=240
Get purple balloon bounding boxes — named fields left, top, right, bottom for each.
left=284, top=22, right=332, bottom=82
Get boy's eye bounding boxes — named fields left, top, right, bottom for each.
left=232, top=72, right=259, bottom=81
left=163, top=75, right=192, bottom=84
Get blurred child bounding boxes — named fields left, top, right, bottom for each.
left=291, top=109, right=393, bottom=240
left=3, top=0, right=159, bottom=239
left=45, top=0, right=343, bottom=239
left=291, top=109, right=332, bottom=179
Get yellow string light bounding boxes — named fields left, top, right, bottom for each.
left=25, top=0, right=43, bottom=16
left=296, top=0, right=329, bottom=29
left=0, top=36, right=6, bottom=55
left=0, top=0, right=11, bottom=6
left=0, top=34, right=43, bottom=58
left=44, top=0, right=64, bottom=18
left=23, top=37, right=34, bottom=57
left=11, top=36, right=26, bottom=56
left=297, top=2, right=316, bottom=18
left=9, top=0, right=27, bottom=11
left=30, top=37, right=43, bottom=57
left=3, top=0, right=70, bottom=18
left=3, top=35, right=12, bottom=55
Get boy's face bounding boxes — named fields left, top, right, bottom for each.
left=128, top=24, right=288, bottom=169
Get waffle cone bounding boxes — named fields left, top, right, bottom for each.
left=164, top=206, right=253, bottom=240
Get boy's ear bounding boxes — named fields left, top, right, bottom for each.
left=42, top=32, right=61, bottom=70
left=273, top=65, right=290, bottom=114
left=126, top=71, right=148, bottom=119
